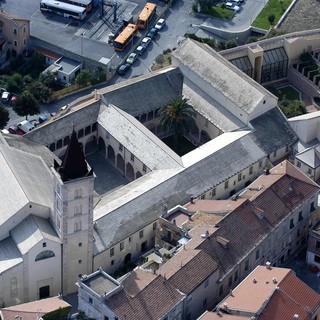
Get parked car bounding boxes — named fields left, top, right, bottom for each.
left=8, top=125, right=24, bottom=135
left=141, top=37, right=152, bottom=47
left=126, top=53, right=138, bottom=65
left=38, top=114, right=48, bottom=124
left=225, top=2, right=240, bottom=11
left=10, top=95, right=17, bottom=106
left=1, top=129, right=9, bottom=134
left=230, top=0, right=242, bottom=4
left=147, top=28, right=158, bottom=39
left=30, top=119, right=40, bottom=127
left=117, top=63, right=131, bottom=76
left=17, top=120, right=35, bottom=133
left=136, top=45, right=147, bottom=56
left=1, top=91, right=11, bottom=104
left=155, top=18, right=166, bottom=30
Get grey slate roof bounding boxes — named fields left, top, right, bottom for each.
left=98, top=104, right=183, bottom=170
left=3, top=134, right=60, bottom=167
left=24, top=99, right=101, bottom=146
left=93, top=133, right=266, bottom=254
left=173, top=39, right=273, bottom=115
left=249, top=107, right=297, bottom=155
left=183, top=79, right=247, bottom=132
left=295, top=145, right=320, bottom=169
left=99, top=67, right=183, bottom=116
left=0, top=145, right=53, bottom=228
left=0, top=237, right=22, bottom=274
left=11, top=215, right=61, bottom=255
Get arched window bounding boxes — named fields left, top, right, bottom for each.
left=35, top=250, right=55, bottom=261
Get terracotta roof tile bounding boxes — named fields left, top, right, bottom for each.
left=106, top=275, right=184, bottom=320
left=198, top=311, right=249, bottom=319
left=259, top=271, right=320, bottom=320
left=158, top=249, right=218, bottom=294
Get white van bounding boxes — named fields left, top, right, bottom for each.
left=17, top=120, right=35, bottom=133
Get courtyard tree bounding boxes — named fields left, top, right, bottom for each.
left=13, top=91, right=40, bottom=120
left=159, top=97, right=197, bottom=151
left=0, top=104, right=9, bottom=129
left=268, top=13, right=275, bottom=25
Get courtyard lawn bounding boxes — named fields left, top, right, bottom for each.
left=208, top=6, right=234, bottom=19
left=252, top=0, right=292, bottom=30
left=278, top=86, right=300, bottom=100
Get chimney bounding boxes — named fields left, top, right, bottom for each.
left=265, top=261, right=271, bottom=269
left=190, top=196, right=194, bottom=204
left=272, top=277, right=277, bottom=284
left=264, top=167, right=270, bottom=175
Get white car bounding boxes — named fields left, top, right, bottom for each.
left=225, top=2, right=240, bottom=11
left=141, top=37, right=152, bottom=47
left=155, top=18, right=165, bottom=30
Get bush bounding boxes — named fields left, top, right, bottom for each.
left=268, top=13, right=275, bottom=25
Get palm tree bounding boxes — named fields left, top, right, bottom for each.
left=159, top=97, right=197, bottom=151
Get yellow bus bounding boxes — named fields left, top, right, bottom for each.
left=136, top=3, right=156, bottom=29
left=113, top=23, right=138, bottom=51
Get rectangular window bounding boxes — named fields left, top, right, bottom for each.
left=119, top=143, right=123, bottom=151
left=224, top=181, right=229, bottom=190
left=79, top=242, right=82, bottom=247
left=249, top=166, right=253, bottom=175
left=111, top=260, right=114, bottom=266
left=23, top=38, right=26, bottom=45
left=245, top=260, right=249, bottom=271
left=308, top=168, right=312, bottom=175
left=23, top=26, right=26, bottom=33
left=89, top=297, right=93, bottom=304
left=129, top=236, right=132, bottom=242
left=153, top=222, right=157, bottom=230
left=14, top=40, right=17, bottom=47
left=212, top=188, right=216, bottom=196
left=201, top=194, right=205, bottom=200
left=234, top=270, right=238, bottom=282
left=238, top=173, right=242, bottom=182
left=314, top=255, right=320, bottom=263
left=120, top=242, right=124, bottom=251
left=143, top=164, right=147, bottom=172
left=255, top=249, right=260, bottom=260
left=42, top=242, right=47, bottom=248
left=78, top=260, right=82, bottom=264
left=131, top=153, right=134, bottom=162
left=310, top=202, right=316, bottom=212
left=139, top=230, right=144, bottom=238
left=203, top=298, right=207, bottom=308
left=110, top=247, right=115, bottom=257
left=290, top=218, right=294, bottom=229
left=13, top=28, right=17, bottom=34
left=297, top=161, right=301, bottom=168
left=228, top=276, right=232, bottom=287
left=298, top=211, right=303, bottom=222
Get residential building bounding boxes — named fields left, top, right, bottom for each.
left=77, top=267, right=185, bottom=320
left=307, top=221, right=320, bottom=269
left=199, top=265, right=320, bottom=320
left=0, top=9, right=30, bottom=62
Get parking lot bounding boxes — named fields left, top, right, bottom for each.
left=0, top=0, right=166, bottom=67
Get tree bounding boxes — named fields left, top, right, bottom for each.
left=279, top=99, right=307, bottom=118
left=27, top=81, right=54, bottom=104
left=159, top=97, right=197, bottom=150
left=39, top=71, right=58, bottom=89
left=0, top=104, right=9, bottom=129
left=75, top=69, right=93, bottom=86
left=268, top=13, right=275, bottom=25
left=12, top=91, right=40, bottom=119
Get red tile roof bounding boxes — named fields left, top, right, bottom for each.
left=197, top=161, right=319, bottom=278
left=259, top=270, right=320, bottom=320
left=198, top=311, right=249, bottom=319
left=158, top=249, right=218, bottom=294
left=106, top=275, right=184, bottom=320
left=0, top=296, right=71, bottom=320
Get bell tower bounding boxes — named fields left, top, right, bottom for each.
left=51, top=129, right=94, bottom=294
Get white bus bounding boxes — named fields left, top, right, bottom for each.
left=40, top=0, right=87, bottom=20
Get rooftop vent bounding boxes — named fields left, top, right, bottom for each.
left=253, top=278, right=257, bottom=284
left=190, top=196, right=194, bottom=204
left=265, top=279, right=269, bottom=284
left=293, top=315, right=300, bottom=320
left=253, top=206, right=264, bottom=219
left=223, top=302, right=228, bottom=310
left=272, top=277, right=277, bottom=284
left=201, top=230, right=209, bottom=239
left=266, top=261, right=271, bottom=269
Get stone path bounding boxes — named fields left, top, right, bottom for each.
left=279, top=0, right=320, bottom=33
